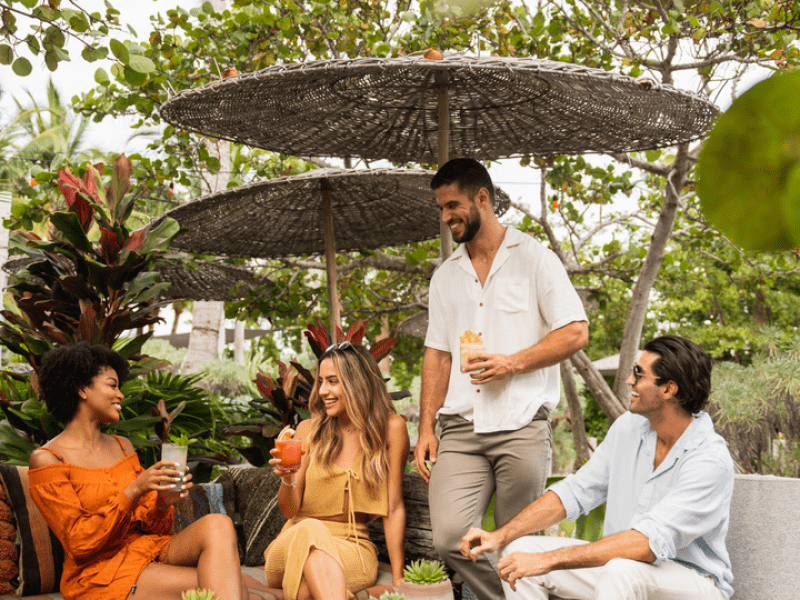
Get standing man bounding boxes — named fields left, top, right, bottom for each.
left=413, top=158, right=589, bottom=600
left=460, top=335, right=734, bottom=600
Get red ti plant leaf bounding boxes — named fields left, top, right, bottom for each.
left=343, top=318, right=366, bottom=345
left=77, top=301, right=99, bottom=343
left=304, top=318, right=333, bottom=358
left=107, top=154, right=131, bottom=219
left=369, top=336, right=399, bottom=364
left=121, top=227, right=147, bottom=255
left=99, top=228, right=121, bottom=263
left=13, top=230, right=41, bottom=241
left=58, top=169, right=96, bottom=232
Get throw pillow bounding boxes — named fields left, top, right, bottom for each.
left=217, top=467, right=285, bottom=566
left=0, top=464, right=64, bottom=595
left=172, top=482, right=229, bottom=534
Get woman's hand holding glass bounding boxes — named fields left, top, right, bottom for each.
left=133, top=460, right=193, bottom=504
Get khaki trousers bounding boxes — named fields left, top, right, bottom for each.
left=501, top=536, right=725, bottom=600
left=428, top=411, right=552, bottom=600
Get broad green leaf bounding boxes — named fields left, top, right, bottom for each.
left=109, top=38, right=129, bottom=64
left=202, top=1, right=215, bottom=14
left=11, top=57, right=33, bottom=77
left=698, top=71, right=800, bottom=251
left=94, top=67, right=110, bottom=84
left=128, top=54, right=156, bottom=74
left=50, top=212, right=95, bottom=253
left=123, top=66, right=147, bottom=86
left=644, top=149, right=661, bottom=162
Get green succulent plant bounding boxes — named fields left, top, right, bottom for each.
left=181, top=589, right=216, bottom=600
left=402, top=559, right=449, bottom=585
left=371, top=593, right=406, bottom=600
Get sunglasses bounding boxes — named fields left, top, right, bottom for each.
left=325, top=341, right=353, bottom=352
left=632, top=364, right=663, bottom=386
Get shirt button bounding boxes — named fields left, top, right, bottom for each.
left=479, top=303, right=483, bottom=307
left=476, top=389, right=481, bottom=393
left=475, top=279, right=478, bottom=283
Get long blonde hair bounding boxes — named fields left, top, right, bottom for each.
left=307, top=344, right=396, bottom=490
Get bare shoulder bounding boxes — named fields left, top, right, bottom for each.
left=29, top=446, right=62, bottom=469
left=112, top=435, right=136, bottom=455
left=387, top=413, right=410, bottom=444
left=295, top=419, right=314, bottom=438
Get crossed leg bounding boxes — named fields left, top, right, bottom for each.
left=130, top=513, right=245, bottom=600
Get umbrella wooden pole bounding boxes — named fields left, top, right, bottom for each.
left=320, top=181, right=341, bottom=340
left=437, top=84, right=453, bottom=261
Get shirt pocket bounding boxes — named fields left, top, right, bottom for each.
left=495, top=278, right=529, bottom=313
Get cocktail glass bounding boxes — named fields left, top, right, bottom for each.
left=161, top=443, right=188, bottom=491
left=274, top=439, right=302, bottom=471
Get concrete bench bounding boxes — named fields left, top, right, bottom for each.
left=727, top=473, right=800, bottom=600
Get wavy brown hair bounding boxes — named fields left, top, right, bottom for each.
left=307, top=343, right=396, bottom=490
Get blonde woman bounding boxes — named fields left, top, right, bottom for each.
left=264, top=342, right=409, bottom=600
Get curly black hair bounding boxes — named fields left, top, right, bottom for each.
left=643, top=335, right=712, bottom=414
left=38, top=343, right=130, bottom=423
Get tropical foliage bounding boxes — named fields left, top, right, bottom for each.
left=223, top=318, right=406, bottom=466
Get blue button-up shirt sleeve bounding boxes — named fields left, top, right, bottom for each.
left=550, top=418, right=618, bottom=520
left=631, top=452, right=734, bottom=565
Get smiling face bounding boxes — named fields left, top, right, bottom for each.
left=318, top=358, right=348, bottom=420
left=80, top=367, right=123, bottom=423
left=436, top=182, right=483, bottom=244
left=626, top=351, right=670, bottom=419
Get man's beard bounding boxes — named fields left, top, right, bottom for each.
left=452, top=204, right=482, bottom=243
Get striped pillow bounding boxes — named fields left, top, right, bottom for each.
left=0, top=465, right=64, bottom=595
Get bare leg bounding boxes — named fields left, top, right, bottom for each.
left=296, top=549, right=347, bottom=600
left=133, top=513, right=244, bottom=600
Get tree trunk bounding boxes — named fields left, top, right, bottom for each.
left=182, top=136, right=230, bottom=373
left=612, top=144, right=692, bottom=403
left=234, top=319, right=245, bottom=364
left=570, top=350, right=626, bottom=422
left=182, top=301, right=225, bottom=374
left=560, top=361, right=591, bottom=469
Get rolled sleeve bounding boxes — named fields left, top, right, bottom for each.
left=631, top=454, right=734, bottom=564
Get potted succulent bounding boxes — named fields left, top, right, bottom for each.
left=181, top=589, right=217, bottom=600
left=397, top=559, right=454, bottom=600
left=371, top=593, right=407, bottom=600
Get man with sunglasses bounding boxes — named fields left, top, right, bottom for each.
left=415, top=158, right=589, bottom=600
left=460, top=335, right=735, bottom=600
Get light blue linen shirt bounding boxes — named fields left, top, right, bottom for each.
left=550, top=411, right=734, bottom=599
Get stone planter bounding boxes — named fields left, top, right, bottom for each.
left=396, top=579, right=454, bottom=600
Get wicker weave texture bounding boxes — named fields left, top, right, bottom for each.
left=160, top=55, right=718, bottom=163
left=158, top=167, right=509, bottom=259
left=2, top=258, right=267, bottom=302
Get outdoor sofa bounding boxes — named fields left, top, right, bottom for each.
left=0, top=465, right=796, bottom=600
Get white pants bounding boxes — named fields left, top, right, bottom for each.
left=500, top=536, right=724, bottom=600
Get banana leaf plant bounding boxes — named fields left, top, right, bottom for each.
left=223, top=318, right=408, bottom=466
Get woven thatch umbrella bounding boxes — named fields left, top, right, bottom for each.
left=155, top=167, right=510, bottom=334
left=2, top=257, right=271, bottom=302
left=160, top=54, right=718, bottom=257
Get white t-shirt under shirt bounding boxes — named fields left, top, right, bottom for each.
left=424, top=227, right=588, bottom=433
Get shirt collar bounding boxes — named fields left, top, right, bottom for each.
left=447, top=226, right=526, bottom=264
left=638, top=411, right=714, bottom=452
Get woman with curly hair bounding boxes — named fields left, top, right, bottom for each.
left=28, top=343, right=244, bottom=600
left=264, top=342, right=410, bottom=600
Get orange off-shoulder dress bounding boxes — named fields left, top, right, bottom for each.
left=28, top=439, right=174, bottom=600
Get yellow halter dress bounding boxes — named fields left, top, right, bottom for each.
left=264, top=452, right=388, bottom=600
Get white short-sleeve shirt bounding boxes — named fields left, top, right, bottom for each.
left=424, top=227, right=588, bottom=433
